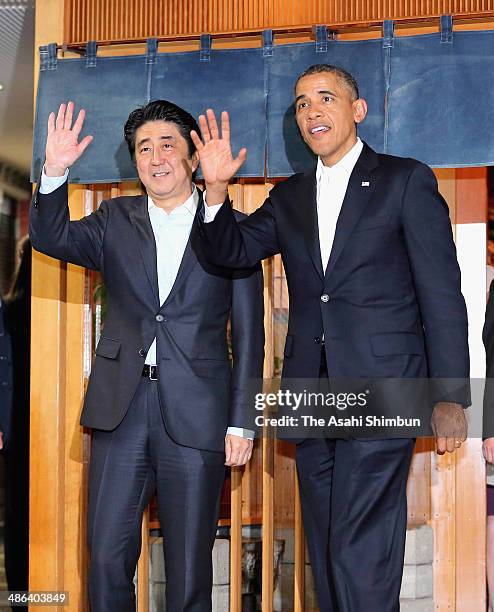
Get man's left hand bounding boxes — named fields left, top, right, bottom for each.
left=224, top=434, right=253, bottom=467
left=190, top=109, right=247, bottom=204
left=431, top=401, right=467, bottom=454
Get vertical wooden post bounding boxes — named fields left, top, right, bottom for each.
left=431, top=168, right=487, bottom=611
left=261, top=428, right=274, bottom=612
left=454, top=168, right=487, bottom=611
left=31, top=5, right=91, bottom=612
left=262, top=250, right=275, bottom=612
left=137, top=508, right=149, bottom=611
left=293, top=472, right=305, bottom=612
left=230, top=467, right=243, bottom=612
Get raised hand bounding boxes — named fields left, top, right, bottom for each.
left=44, top=101, right=93, bottom=176
left=190, top=109, right=247, bottom=203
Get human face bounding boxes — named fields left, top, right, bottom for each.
left=294, top=72, right=367, bottom=167
left=135, top=120, right=199, bottom=210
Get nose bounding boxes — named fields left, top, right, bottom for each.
left=151, top=148, right=164, bottom=165
left=307, top=104, right=323, bottom=120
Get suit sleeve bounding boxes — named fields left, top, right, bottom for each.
left=199, top=195, right=280, bottom=268
left=401, top=162, right=470, bottom=405
left=30, top=181, right=108, bottom=271
left=228, top=262, right=265, bottom=429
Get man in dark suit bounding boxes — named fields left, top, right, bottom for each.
left=191, top=64, right=470, bottom=611
left=29, top=99, right=264, bottom=612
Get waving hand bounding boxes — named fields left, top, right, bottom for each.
left=44, top=101, right=93, bottom=176
left=190, top=109, right=247, bottom=203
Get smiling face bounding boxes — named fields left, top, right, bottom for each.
left=135, top=120, right=199, bottom=210
left=294, top=71, right=367, bottom=167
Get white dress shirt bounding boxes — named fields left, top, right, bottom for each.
left=204, top=137, right=364, bottom=273
left=316, top=138, right=363, bottom=271
left=39, top=169, right=250, bottom=439
left=145, top=190, right=198, bottom=365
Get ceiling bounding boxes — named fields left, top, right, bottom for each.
left=0, top=0, right=35, bottom=175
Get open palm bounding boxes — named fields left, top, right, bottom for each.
left=45, top=101, right=93, bottom=175
left=191, top=109, right=246, bottom=187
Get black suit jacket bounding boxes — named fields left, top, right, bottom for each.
left=30, top=184, right=264, bottom=452
left=200, top=143, right=469, bottom=407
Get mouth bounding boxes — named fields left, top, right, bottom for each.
left=309, top=125, right=331, bottom=136
left=153, top=171, right=171, bottom=178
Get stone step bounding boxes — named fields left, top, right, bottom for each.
left=400, top=597, right=434, bottom=612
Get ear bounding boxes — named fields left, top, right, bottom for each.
left=353, top=98, right=368, bottom=125
left=191, top=150, right=200, bottom=172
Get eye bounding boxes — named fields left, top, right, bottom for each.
left=297, top=101, right=308, bottom=110
left=323, top=95, right=333, bottom=103
left=162, top=143, right=173, bottom=149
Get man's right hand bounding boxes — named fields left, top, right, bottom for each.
left=44, top=101, right=93, bottom=177
left=484, top=438, right=494, bottom=464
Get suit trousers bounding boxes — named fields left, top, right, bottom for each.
left=295, top=352, right=415, bottom=612
left=87, top=377, right=226, bottom=612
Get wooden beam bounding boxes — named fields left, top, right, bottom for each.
left=137, top=509, right=150, bottom=611
left=293, top=471, right=305, bottom=612
left=230, top=467, right=243, bottom=612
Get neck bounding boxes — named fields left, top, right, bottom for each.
left=149, top=185, right=194, bottom=213
left=320, top=136, right=358, bottom=168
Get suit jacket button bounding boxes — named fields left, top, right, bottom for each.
left=320, top=294, right=330, bottom=303
left=314, top=337, right=321, bottom=344
left=155, top=314, right=164, bottom=322
left=139, top=348, right=146, bottom=357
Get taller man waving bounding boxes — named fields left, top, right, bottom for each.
left=193, top=64, right=470, bottom=612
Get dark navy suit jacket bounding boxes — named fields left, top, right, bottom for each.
left=200, top=143, right=470, bottom=408
left=30, top=184, right=264, bottom=452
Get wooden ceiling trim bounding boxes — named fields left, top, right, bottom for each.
left=63, top=0, right=494, bottom=44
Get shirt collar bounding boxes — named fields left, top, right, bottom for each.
left=316, top=137, right=363, bottom=183
left=147, top=185, right=199, bottom=217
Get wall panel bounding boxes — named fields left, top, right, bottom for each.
left=64, top=0, right=494, bottom=44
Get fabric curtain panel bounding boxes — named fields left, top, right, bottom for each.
left=149, top=39, right=267, bottom=178
left=32, top=42, right=150, bottom=183
left=31, top=18, right=494, bottom=184
left=265, top=25, right=387, bottom=176
left=386, top=20, right=494, bottom=167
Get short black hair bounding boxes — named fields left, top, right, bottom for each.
left=124, top=99, right=199, bottom=160
left=295, top=64, right=360, bottom=101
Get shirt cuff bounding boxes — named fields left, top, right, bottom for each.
left=39, top=167, right=69, bottom=194
left=226, top=426, right=255, bottom=440
left=203, top=191, right=223, bottom=223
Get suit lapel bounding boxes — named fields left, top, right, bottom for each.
left=297, top=171, right=324, bottom=281
left=161, top=192, right=201, bottom=308
left=324, top=144, right=380, bottom=280
left=128, top=195, right=160, bottom=307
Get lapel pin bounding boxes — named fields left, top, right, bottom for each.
left=361, top=181, right=370, bottom=187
